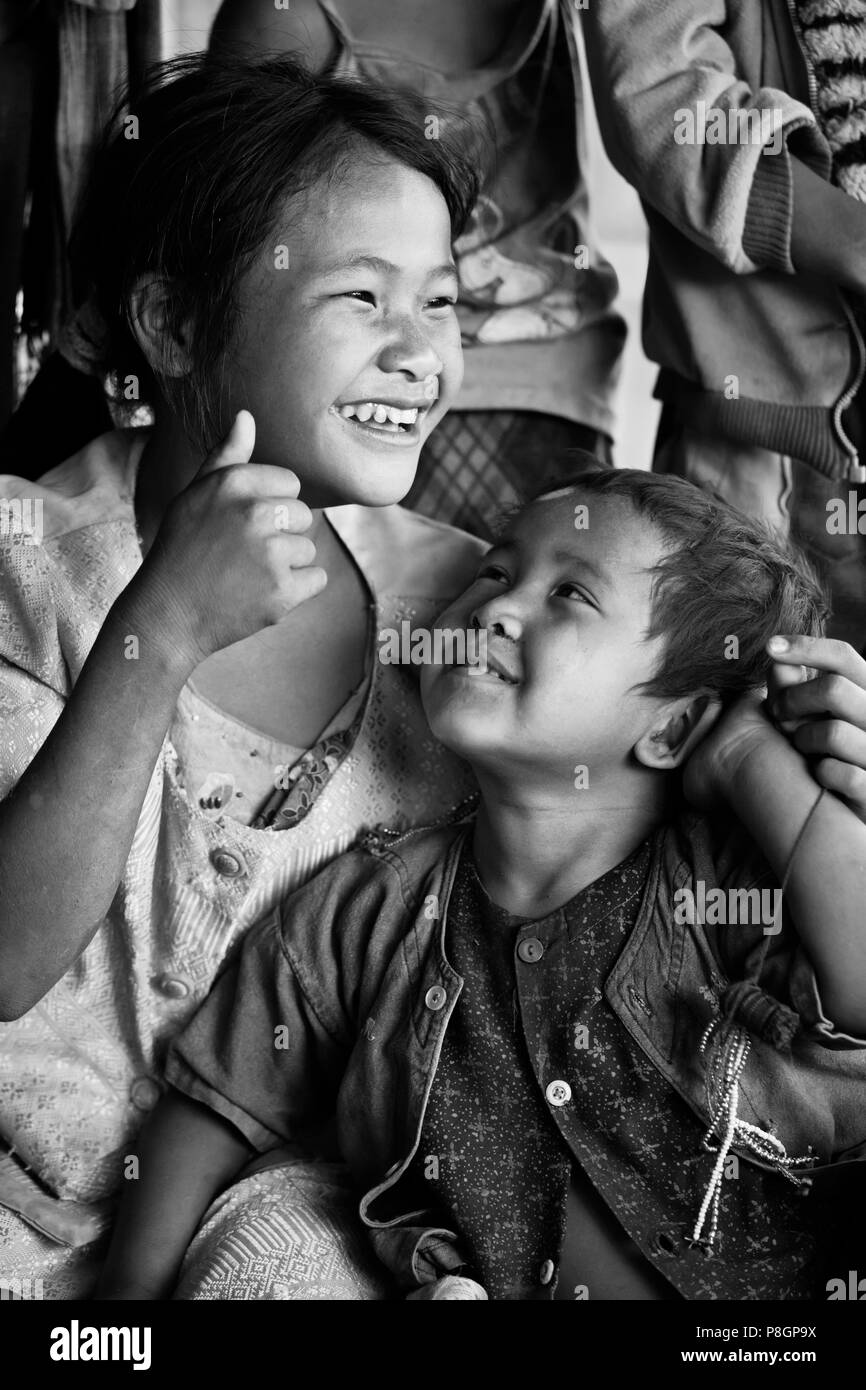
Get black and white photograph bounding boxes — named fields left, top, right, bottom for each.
left=1, top=0, right=865, bottom=1365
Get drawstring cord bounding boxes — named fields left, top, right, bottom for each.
left=687, top=786, right=827, bottom=1252
left=687, top=1023, right=814, bottom=1252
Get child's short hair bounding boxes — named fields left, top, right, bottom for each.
left=70, top=52, right=479, bottom=448
left=532, top=458, right=830, bottom=704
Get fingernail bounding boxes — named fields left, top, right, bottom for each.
left=768, top=636, right=789, bottom=652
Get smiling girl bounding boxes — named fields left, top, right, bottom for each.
left=0, top=53, right=481, bottom=1295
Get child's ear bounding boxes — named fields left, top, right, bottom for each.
left=127, top=274, right=192, bottom=379
left=634, top=693, right=723, bottom=770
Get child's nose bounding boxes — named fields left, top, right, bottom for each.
left=471, top=604, right=521, bottom=643
left=377, top=318, right=443, bottom=381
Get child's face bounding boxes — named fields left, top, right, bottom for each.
left=225, top=150, right=462, bottom=507
left=421, top=492, right=674, bottom=789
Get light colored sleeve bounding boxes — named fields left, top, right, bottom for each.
left=0, top=534, right=69, bottom=801
left=581, top=0, right=829, bottom=273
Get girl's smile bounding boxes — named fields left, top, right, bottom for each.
left=330, top=376, right=439, bottom=446
left=228, top=151, right=462, bottom=509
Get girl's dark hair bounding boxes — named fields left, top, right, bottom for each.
left=531, top=459, right=830, bottom=705
left=70, top=51, right=479, bottom=448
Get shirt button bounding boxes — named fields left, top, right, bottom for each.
left=129, top=1078, right=161, bottom=1111
left=538, top=1259, right=555, bottom=1286
left=210, top=848, right=246, bottom=878
left=424, top=985, right=447, bottom=1011
left=152, top=973, right=190, bottom=1000
left=545, top=1079, right=572, bottom=1107
left=517, top=937, right=544, bottom=964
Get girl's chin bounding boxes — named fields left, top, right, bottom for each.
left=343, top=463, right=421, bottom=508
left=300, top=460, right=419, bottom=509
left=349, top=479, right=417, bottom=508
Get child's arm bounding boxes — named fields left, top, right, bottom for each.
left=684, top=636, right=866, bottom=1035
left=0, top=412, right=324, bottom=1018
left=97, top=1089, right=253, bottom=1300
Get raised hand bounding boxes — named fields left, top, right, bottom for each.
left=136, top=410, right=327, bottom=667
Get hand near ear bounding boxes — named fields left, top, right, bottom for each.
left=680, top=636, right=866, bottom=820
left=680, top=689, right=776, bottom=813
left=765, top=635, right=866, bottom=823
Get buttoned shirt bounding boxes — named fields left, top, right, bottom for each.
left=168, top=814, right=866, bottom=1300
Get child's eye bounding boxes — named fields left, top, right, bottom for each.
left=342, top=290, right=376, bottom=305
left=554, top=582, right=593, bottom=605
left=426, top=296, right=457, bottom=310
left=476, top=564, right=510, bottom=584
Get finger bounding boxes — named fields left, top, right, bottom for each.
left=279, top=534, right=318, bottom=569
left=792, top=719, right=866, bottom=768
left=811, top=757, right=866, bottom=822
left=766, top=660, right=808, bottom=700
left=280, top=565, right=328, bottom=608
left=196, top=410, right=256, bottom=477
left=266, top=498, right=313, bottom=534
left=772, top=671, right=866, bottom=730
left=768, top=635, right=866, bottom=686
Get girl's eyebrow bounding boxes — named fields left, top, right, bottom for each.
left=314, top=254, right=458, bottom=282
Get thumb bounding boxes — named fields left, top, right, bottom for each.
left=196, top=410, right=256, bottom=479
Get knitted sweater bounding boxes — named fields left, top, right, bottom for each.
left=796, top=0, right=866, bottom=200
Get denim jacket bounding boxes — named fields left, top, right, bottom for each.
left=167, top=810, right=866, bottom=1296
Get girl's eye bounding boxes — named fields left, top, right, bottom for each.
left=426, top=296, right=457, bottom=310
left=342, top=291, right=376, bottom=304
left=476, top=564, right=510, bottom=584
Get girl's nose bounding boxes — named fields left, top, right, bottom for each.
left=377, top=318, right=443, bottom=380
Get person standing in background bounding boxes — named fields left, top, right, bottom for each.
left=0, top=0, right=158, bottom=463
left=211, top=0, right=626, bottom=538
left=583, top=0, right=866, bottom=648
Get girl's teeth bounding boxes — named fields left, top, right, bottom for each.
left=338, top=402, right=421, bottom=427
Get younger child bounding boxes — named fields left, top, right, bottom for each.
left=101, top=467, right=866, bottom=1300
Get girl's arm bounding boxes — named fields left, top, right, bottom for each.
left=684, top=637, right=866, bottom=1036
left=98, top=1090, right=253, bottom=1300
left=0, top=412, right=325, bottom=1018
left=0, top=582, right=197, bottom=1019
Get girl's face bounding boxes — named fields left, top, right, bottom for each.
left=226, top=150, right=463, bottom=508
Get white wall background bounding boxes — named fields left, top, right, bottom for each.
left=158, top=0, right=659, bottom=469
